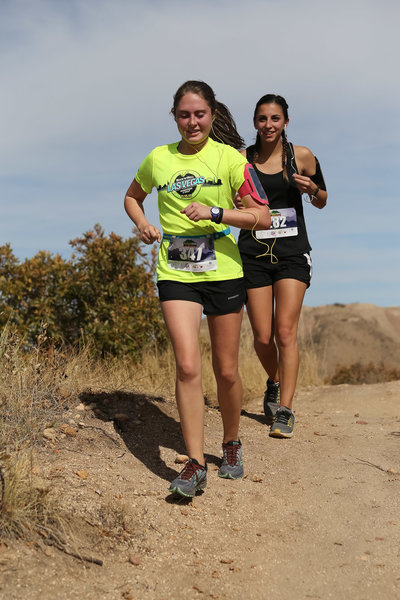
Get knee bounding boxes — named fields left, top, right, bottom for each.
left=253, top=332, right=274, bottom=350
left=275, top=326, right=297, bottom=350
left=213, top=363, right=239, bottom=388
left=176, top=360, right=200, bottom=383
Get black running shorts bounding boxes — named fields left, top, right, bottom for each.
left=157, top=278, right=247, bottom=315
left=241, top=253, right=312, bottom=289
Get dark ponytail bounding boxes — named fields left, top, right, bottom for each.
left=210, top=101, right=245, bottom=149
left=281, top=127, right=289, bottom=181
left=171, top=80, right=244, bottom=149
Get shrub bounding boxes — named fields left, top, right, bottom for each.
left=0, top=225, right=167, bottom=359
left=328, top=362, right=400, bottom=385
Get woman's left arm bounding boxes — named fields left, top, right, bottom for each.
left=181, top=196, right=271, bottom=230
left=291, top=146, right=327, bottom=209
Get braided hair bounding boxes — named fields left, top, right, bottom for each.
left=253, top=94, right=290, bottom=180
left=171, top=81, right=245, bottom=150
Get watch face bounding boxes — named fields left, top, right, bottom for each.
left=211, top=207, right=220, bottom=219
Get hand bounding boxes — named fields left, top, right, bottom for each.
left=292, top=173, right=317, bottom=196
left=180, top=202, right=211, bottom=222
left=139, top=224, right=161, bottom=244
left=234, top=193, right=245, bottom=210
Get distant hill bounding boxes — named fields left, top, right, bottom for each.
left=299, top=303, right=400, bottom=377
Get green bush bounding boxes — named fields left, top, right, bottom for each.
left=0, top=225, right=167, bottom=359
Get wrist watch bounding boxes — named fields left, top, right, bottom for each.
left=210, top=206, right=223, bottom=224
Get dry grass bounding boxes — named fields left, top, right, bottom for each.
left=0, top=452, right=63, bottom=539
left=0, top=317, right=324, bottom=538
left=328, top=362, right=400, bottom=385
left=138, top=318, right=324, bottom=407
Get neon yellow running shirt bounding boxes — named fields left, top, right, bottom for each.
left=135, top=138, right=247, bottom=282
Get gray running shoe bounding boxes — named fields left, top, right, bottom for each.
left=269, top=406, right=295, bottom=438
left=168, top=459, right=207, bottom=498
left=218, top=440, right=244, bottom=479
left=263, top=379, right=280, bottom=423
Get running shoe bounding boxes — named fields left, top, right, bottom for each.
left=218, top=440, right=244, bottom=479
left=269, top=406, right=295, bottom=438
left=168, top=459, right=207, bottom=498
left=263, top=378, right=280, bottom=422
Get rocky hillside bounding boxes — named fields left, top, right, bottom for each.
left=299, top=303, right=400, bottom=377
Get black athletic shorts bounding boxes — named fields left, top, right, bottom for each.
left=241, top=253, right=312, bottom=289
left=157, top=278, right=247, bottom=315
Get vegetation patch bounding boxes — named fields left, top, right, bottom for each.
left=328, top=362, right=400, bottom=385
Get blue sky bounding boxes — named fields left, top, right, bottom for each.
left=1, top=0, right=399, bottom=307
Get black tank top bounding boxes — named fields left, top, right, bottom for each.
left=238, top=144, right=311, bottom=258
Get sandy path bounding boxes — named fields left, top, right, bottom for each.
left=1, top=381, right=399, bottom=599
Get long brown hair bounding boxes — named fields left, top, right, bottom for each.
left=171, top=81, right=245, bottom=149
left=253, top=94, right=290, bottom=180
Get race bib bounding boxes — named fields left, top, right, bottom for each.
left=256, top=207, right=298, bottom=239
left=167, top=235, right=217, bottom=272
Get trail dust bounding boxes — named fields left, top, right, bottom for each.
left=0, top=380, right=399, bottom=599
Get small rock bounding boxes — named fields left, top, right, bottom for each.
left=128, top=553, right=140, bottom=566
left=175, top=454, right=189, bottom=464
left=76, top=403, right=85, bottom=411
left=252, top=475, right=263, bottom=483
left=220, top=558, right=233, bottom=564
left=60, top=424, right=77, bottom=437
left=43, top=428, right=56, bottom=441
left=75, top=470, right=88, bottom=479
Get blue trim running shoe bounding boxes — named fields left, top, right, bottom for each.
left=218, top=440, right=244, bottom=479
left=168, top=459, right=207, bottom=498
left=263, top=378, right=280, bottom=423
left=269, top=406, right=295, bottom=438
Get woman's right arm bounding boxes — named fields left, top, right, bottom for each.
left=124, top=179, right=161, bottom=244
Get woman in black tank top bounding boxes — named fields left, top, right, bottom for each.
left=237, top=94, right=327, bottom=438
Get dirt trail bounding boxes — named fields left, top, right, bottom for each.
left=1, top=380, right=399, bottom=600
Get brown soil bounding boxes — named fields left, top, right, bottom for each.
left=1, top=380, right=400, bottom=599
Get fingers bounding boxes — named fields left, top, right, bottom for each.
left=181, top=202, right=209, bottom=222
left=139, top=225, right=161, bottom=244
left=292, top=174, right=313, bottom=194
left=234, top=193, right=245, bottom=210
